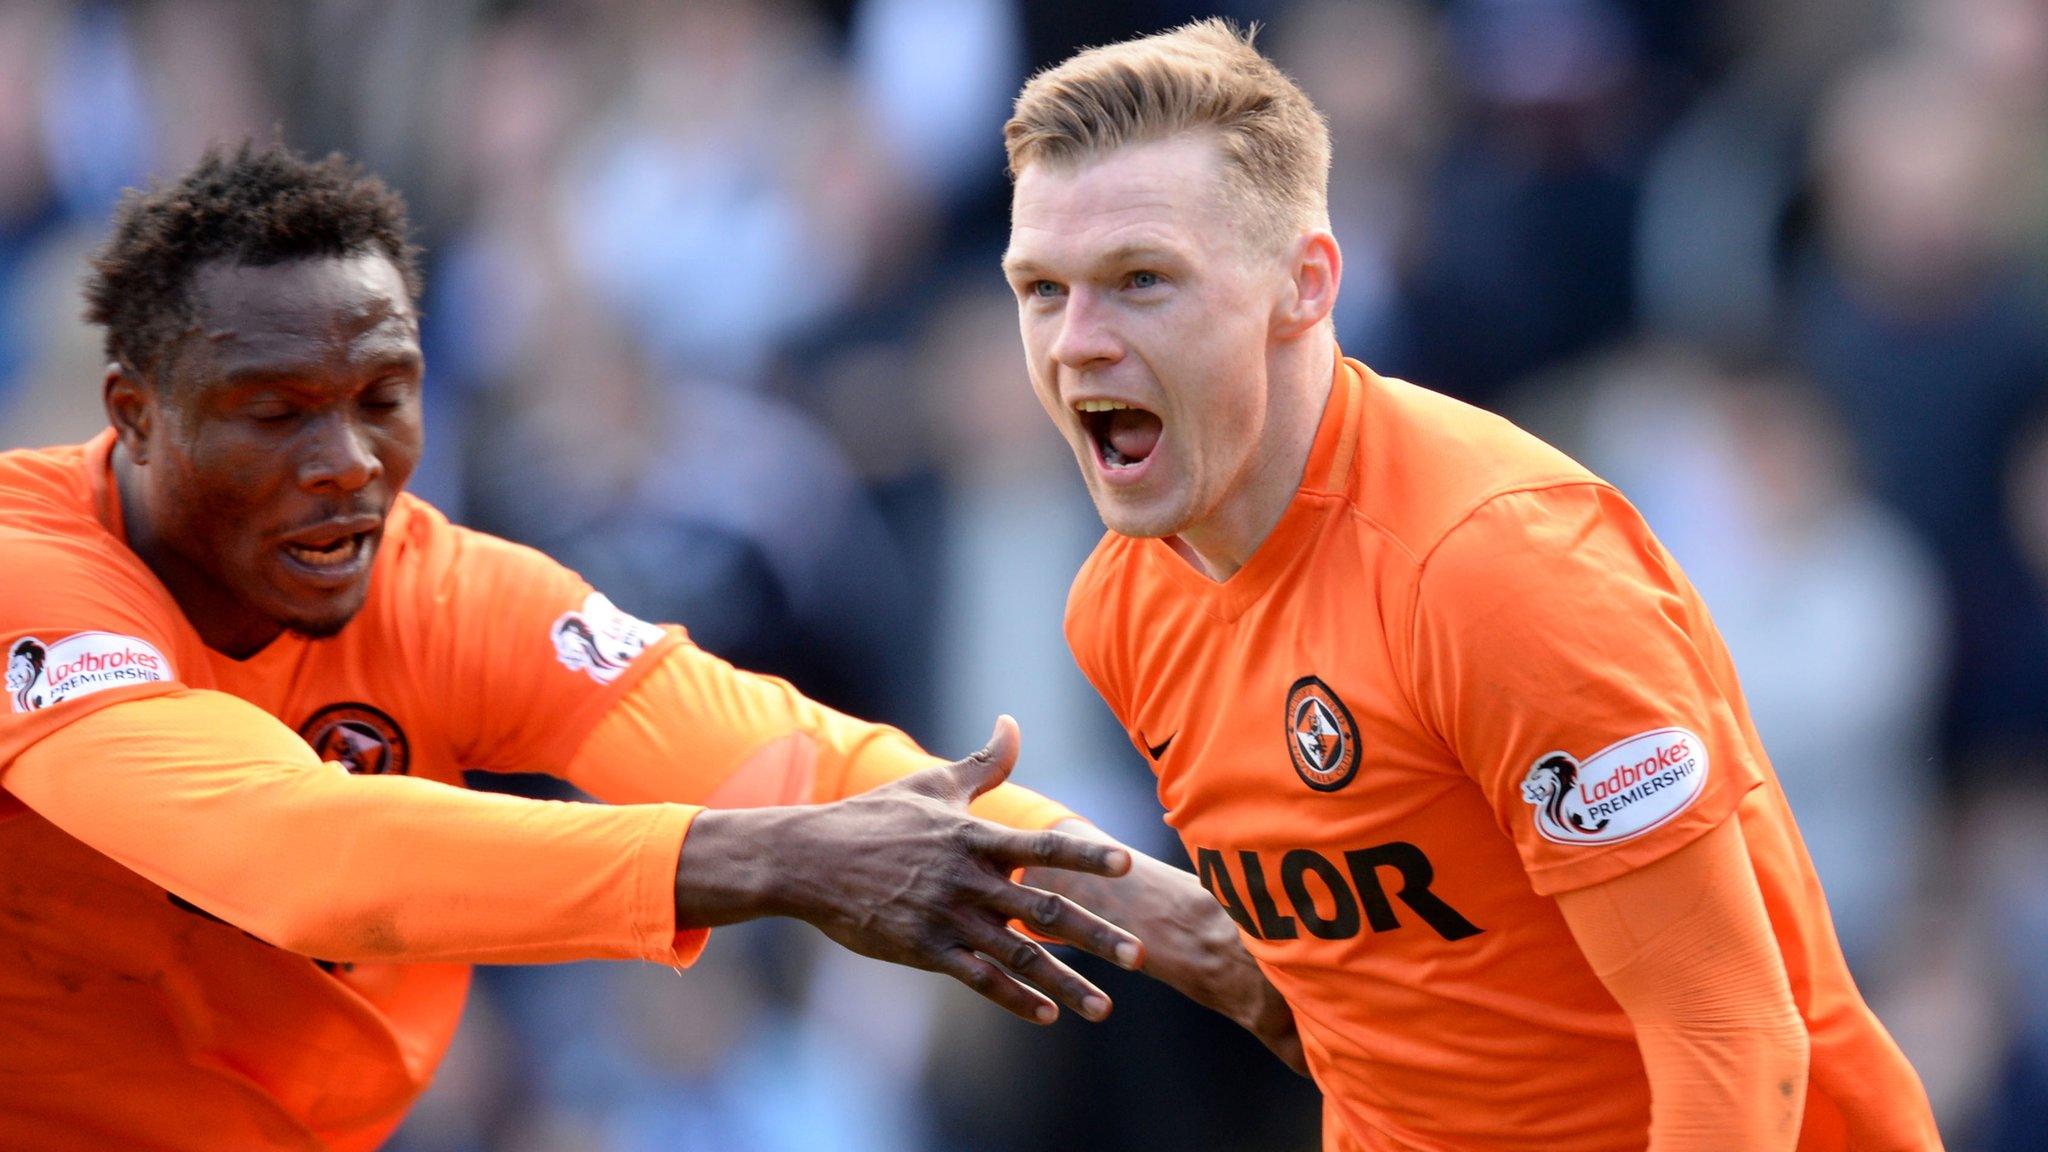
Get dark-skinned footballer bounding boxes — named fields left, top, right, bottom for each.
left=0, top=143, right=1298, bottom=1150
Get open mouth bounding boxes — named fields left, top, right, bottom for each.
left=282, top=533, right=370, bottom=570
left=277, top=518, right=382, bottom=581
left=1075, top=399, right=1162, bottom=471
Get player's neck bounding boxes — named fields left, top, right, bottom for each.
left=112, top=444, right=285, bottom=658
left=1173, top=341, right=1337, bottom=581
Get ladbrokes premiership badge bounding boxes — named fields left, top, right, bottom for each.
left=1520, top=727, right=1708, bottom=845
left=1286, top=675, right=1360, bottom=792
left=8, top=632, right=171, bottom=713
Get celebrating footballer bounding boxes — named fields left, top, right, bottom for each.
left=1004, top=20, right=1943, bottom=1152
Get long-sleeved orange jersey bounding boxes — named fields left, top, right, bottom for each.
left=0, top=430, right=1070, bottom=1150
left=1064, top=358, right=1941, bottom=1151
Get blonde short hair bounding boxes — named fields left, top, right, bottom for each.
left=1004, top=18, right=1331, bottom=244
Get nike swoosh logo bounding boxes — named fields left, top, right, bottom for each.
left=1143, top=732, right=1175, bottom=761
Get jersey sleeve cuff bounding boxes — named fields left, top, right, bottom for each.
left=637, top=802, right=708, bottom=967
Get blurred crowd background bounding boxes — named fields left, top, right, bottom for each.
left=2, top=0, right=2045, bottom=1148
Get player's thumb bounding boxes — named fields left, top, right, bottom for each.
left=947, top=714, right=1020, bottom=802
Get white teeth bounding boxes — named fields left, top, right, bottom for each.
left=285, top=536, right=362, bottom=568
left=1074, top=399, right=1133, bottom=413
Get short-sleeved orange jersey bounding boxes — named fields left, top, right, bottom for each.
left=0, top=431, right=1069, bottom=1150
left=1065, top=358, right=1939, bottom=1152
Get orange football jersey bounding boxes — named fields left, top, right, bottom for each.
left=1065, top=358, right=1940, bottom=1151
left=0, top=430, right=1069, bottom=1150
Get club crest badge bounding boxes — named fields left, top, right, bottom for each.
left=299, top=703, right=410, bottom=776
left=1286, top=675, right=1360, bottom=792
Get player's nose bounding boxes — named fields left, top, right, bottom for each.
left=298, top=411, right=383, bottom=493
left=1049, top=288, right=1123, bottom=370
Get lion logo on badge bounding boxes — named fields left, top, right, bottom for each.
left=7, top=638, right=47, bottom=712
left=550, top=593, right=664, bottom=685
left=1520, top=753, right=1603, bottom=836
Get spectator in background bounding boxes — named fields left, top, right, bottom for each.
left=559, top=1, right=923, bottom=386
left=1702, top=371, right=1947, bottom=971
left=1788, top=54, right=2048, bottom=772
left=916, top=282, right=1148, bottom=830
left=1400, top=0, right=1655, bottom=403
left=1794, top=55, right=2044, bottom=559
left=1269, top=0, right=1448, bottom=371
left=0, top=225, right=106, bottom=448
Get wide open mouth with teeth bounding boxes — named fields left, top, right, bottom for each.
left=1075, top=399, right=1163, bottom=470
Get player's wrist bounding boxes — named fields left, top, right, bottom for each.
left=674, top=807, right=810, bottom=928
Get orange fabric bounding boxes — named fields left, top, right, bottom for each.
left=1556, top=818, right=1808, bottom=1150
left=568, top=644, right=1075, bottom=830
left=1064, top=358, right=1941, bottom=1152
left=0, top=430, right=1061, bottom=1150
left=7, top=691, right=702, bottom=966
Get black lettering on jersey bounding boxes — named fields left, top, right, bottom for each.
left=1195, top=848, right=1261, bottom=938
left=1344, top=842, right=1483, bottom=942
left=1190, top=841, right=1483, bottom=944
left=1280, top=849, right=1361, bottom=939
left=1238, top=851, right=1298, bottom=940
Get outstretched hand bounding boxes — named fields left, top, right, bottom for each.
left=1025, top=822, right=1311, bottom=1076
left=676, top=717, right=1142, bottom=1024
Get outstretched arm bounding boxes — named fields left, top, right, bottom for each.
left=1554, top=818, right=1809, bottom=1151
left=5, top=690, right=701, bottom=966
left=563, top=640, right=1076, bottom=832
left=568, top=649, right=1299, bottom=1052
left=7, top=693, right=1140, bottom=1027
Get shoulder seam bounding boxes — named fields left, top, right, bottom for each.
left=1394, top=477, right=1616, bottom=745
left=1414, top=476, right=1615, bottom=576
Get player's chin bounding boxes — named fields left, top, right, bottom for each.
left=262, top=580, right=373, bottom=640
left=279, top=596, right=368, bottom=640
left=1088, top=484, right=1192, bottom=540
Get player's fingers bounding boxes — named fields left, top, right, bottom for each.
left=933, top=945, right=1059, bottom=1025
left=984, top=880, right=1143, bottom=971
left=957, top=918, right=1113, bottom=1023
left=939, top=715, right=1020, bottom=802
left=976, top=824, right=1132, bottom=878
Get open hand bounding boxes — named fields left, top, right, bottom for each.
left=677, top=717, right=1142, bottom=1025
left=1027, top=823, right=1310, bottom=1076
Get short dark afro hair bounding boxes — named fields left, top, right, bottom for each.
left=84, top=139, right=423, bottom=374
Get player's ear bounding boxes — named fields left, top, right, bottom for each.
left=1273, top=230, right=1341, bottom=340
left=104, top=361, right=155, bottom=464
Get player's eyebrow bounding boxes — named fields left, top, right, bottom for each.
left=1003, top=242, right=1186, bottom=281
left=218, top=350, right=422, bottom=391
left=1000, top=251, right=1044, bottom=280
left=1091, top=242, right=1184, bottom=269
